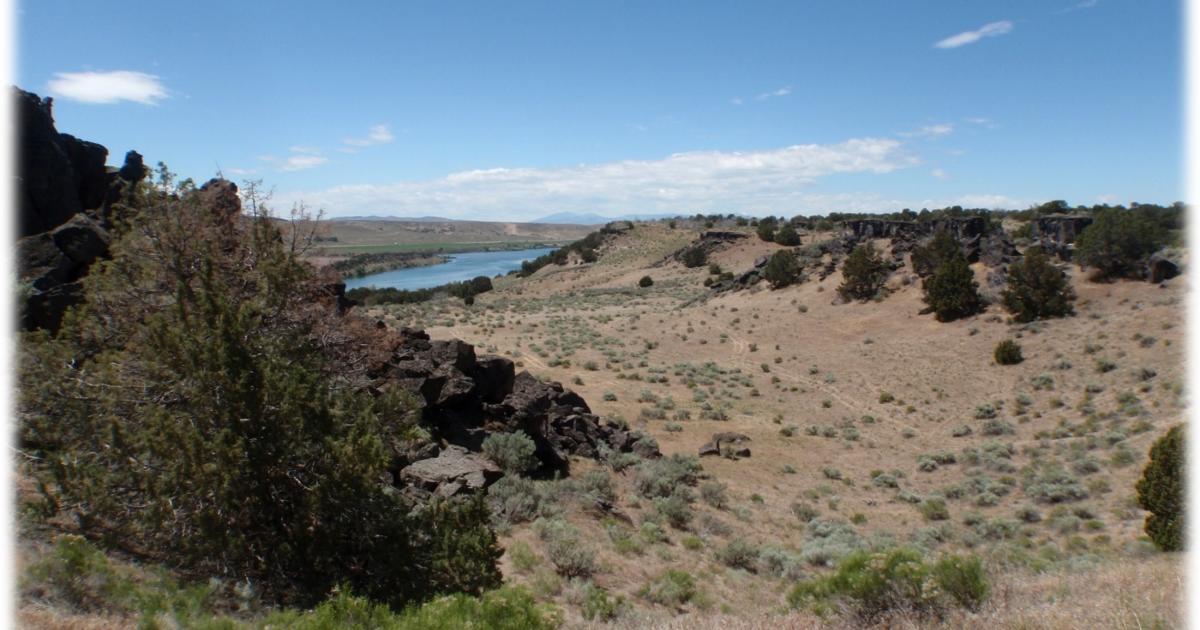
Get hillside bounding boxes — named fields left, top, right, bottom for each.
left=363, top=219, right=1185, bottom=627
left=315, top=217, right=595, bottom=253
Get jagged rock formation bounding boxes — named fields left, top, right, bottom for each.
left=1148, top=253, right=1181, bottom=283
left=1029, top=214, right=1094, bottom=260
left=660, top=230, right=748, bottom=267
left=373, top=327, right=660, bottom=497
left=15, top=88, right=148, bottom=331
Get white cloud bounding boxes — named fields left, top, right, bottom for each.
left=932, top=194, right=1027, bottom=209
left=273, top=138, right=918, bottom=220
left=731, top=97, right=743, bottom=105
left=1096, top=193, right=1119, bottom=204
left=935, top=21, right=1014, bottom=49
left=343, top=124, right=395, bottom=148
left=754, top=86, right=792, bottom=101
left=225, top=167, right=256, bottom=176
left=898, top=123, right=955, bottom=138
left=47, top=70, right=168, bottom=105
left=931, top=168, right=949, bottom=180
left=260, top=147, right=329, bottom=172
left=1057, top=0, right=1098, bottom=13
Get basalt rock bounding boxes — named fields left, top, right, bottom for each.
left=1147, top=253, right=1181, bottom=283
left=374, top=327, right=658, bottom=485
left=699, top=431, right=752, bottom=459
left=399, top=445, right=502, bottom=498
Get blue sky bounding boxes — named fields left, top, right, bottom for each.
left=16, top=1, right=1185, bottom=220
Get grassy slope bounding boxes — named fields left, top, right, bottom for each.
left=369, top=221, right=1185, bottom=626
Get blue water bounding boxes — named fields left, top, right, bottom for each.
left=343, top=247, right=555, bottom=291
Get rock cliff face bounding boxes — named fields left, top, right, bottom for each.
left=372, top=327, right=660, bottom=497
left=15, top=88, right=148, bottom=331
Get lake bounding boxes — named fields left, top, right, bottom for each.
left=343, top=247, right=555, bottom=291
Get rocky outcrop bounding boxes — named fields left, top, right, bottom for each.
left=699, top=432, right=751, bottom=459
left=372, top=327, right=658, bottom=488
left=399, top=445, right=503, bottom=498
left=1030, top=215, right=1094, bottom=260
left=15, top=88, right=151, bottom=332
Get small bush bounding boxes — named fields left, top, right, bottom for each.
left=838, top=244, right=889, bottom=302
left=775, top=223, right=801, bottom=246
left=699, top=481, right=729, bottom=509
left=641, top=570, right=696, bottom=607
left=764, top=250, right=802, bottom=288
left=633, top=454, right=702, bottom=499
left=681, top=246, right=708, bottom=268
left=1001, top=247, right=1075, bottom=322
left=1136, top=425, right=1183, bottom=551
left=482, top=432, right=539, bottom=474
left=922, top=253, right=984, bottom=322
left=580, top=583, right=624, bottom=622
left=534, top=519, right=597, bottom=578
left=787, top=548, right=988, bottom=620
left=994, top=340, right=1024, bottom=365
left=638, top=275, right=654, bottom=288
left=715, top=539, right=760, bottom=572
left=920, top=498, right=950, bottom=521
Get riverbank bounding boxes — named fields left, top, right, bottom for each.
left=328, top=251, right=450, bottom=279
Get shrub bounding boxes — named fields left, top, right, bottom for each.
left=756, top=218, right=778, bottom=242
left=775, top=223, right=801, bottom=246
left=715, top=539, right=760, bottom=571
left=838, top=244, right=889, bottom=301
left=764, top=250, right=802, bottom=288
left=641, top=569, right=697, bottom=608
left=534, top=519, right=596, bottom=578
left=922, top=253, right=984, bottom=321
left=638, top=275, right=654, bottom=288
left=482, top=432, right=539, bottom=474
left=1075, top=207, right=1167, bottom=279
left=681, top=246, right=708, bottom=268
left=700, top=481, right=729, bottom=509
left=1136, top=425, right=1183, bottom=551
left=633, top=455, right=702, bottom=499
left=990, top=340, right=1023, bottom=366
left=18, top=180, right=501, bottom=609
left=1001, top=248, right=1076, bottom=322
left=801, top=520, right=863, bottom=567
left=580, top=583, right=623, bottom=622
left=787, top=548, right=988, bottom=620
left=911, top=231, right=961, bottom=277
left=920, top=498, right=950, bottom=521
left=654, top=491, right=695, bottom=530
left=1024, top=467, right=1089, bottom=504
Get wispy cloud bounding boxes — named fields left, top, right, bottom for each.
left=732, top=86, right=791, bottom=105
left=934, top=20, right=1014, bottom=49
left=898, top=123, right=955, bottom=138
left=275, top=138, right=917, bottom=220
left=47, top=70, right=168, bottom=105
left=260, top=147, right=329, bottom=172
left=931, top=168, right=950, bottom=180
left=1057, top=0, right=1098, bottom=14
left=342, top=124, right=395, bottom=150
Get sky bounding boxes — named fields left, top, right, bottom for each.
left=14, top=1, right=1187, bottom=221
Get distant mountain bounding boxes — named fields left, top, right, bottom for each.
left=531, top=212, right=679, bottom=225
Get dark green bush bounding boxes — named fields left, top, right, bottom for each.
left=922, top=253, right=983, bottom=321
left=911, top=231, right=961, bottom=277
left=1136, top=425, right=1183, bottom=551
left=681, top=246, right=708, bottom=268
left=775, top=223, right=801, bottom=246
left=1001, top=248, right=1075, bottom=322
left=838, top=244, right=889, bottom=301
left=19, top=179, right=501, bottom=608
left=994, top=340, right=1024, bottom=365
left=756, top=218, right=778, bottom=242
left=1075, top=207, right=1167, bottom=279
left=638, top=275, right=654, bottom=288
left=763, top=250, right=802, bottom=288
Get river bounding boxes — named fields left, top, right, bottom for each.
left=342, top=247, right=555, bottom=291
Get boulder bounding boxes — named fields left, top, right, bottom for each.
left=51, top=213, right=111, bottom=266
left=399, top=445, right=502, bottom=498
left=700, top=432, right=751, bottom=458
left=1148, top=253, right=1181, bottom=283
